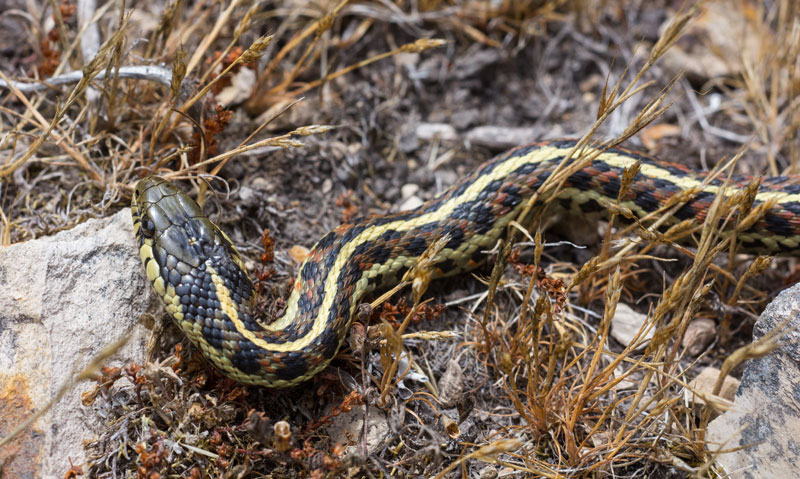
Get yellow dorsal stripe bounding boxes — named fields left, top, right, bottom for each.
left=252, top=145, right=797, bottom=352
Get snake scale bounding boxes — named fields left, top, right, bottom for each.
left=132, top=140, right=800, bottom=388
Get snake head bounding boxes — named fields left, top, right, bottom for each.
left=131, top=176, right=248, bottom=284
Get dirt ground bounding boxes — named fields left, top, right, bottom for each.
left=1, top=0, right=798, bottom=477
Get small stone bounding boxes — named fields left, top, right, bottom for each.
left=254, top=97, right=317, bottom=131
left=326, top=405, right=390, bottom=456
left=478, top=465, right=499, bottom=479
left=398, top=126, right=419, bottom=153
left=611, top=365, right=637, bottom=391
left=465, top=126, right=538, bottom=150
left=347, top=143, right=361, bottom=156
left=238, top=186, right=255, bottom=203
left=438, top=359, right=464, bottom=408
left=384, top=187, right=399, bottom=201
left=415, top=123, right=458, bottom=142
left=216, top=67, right=256, bottom=107
left=451, top=108, right=480, bottom=130
left=685, top=367, right=739, bottom=411
left=682, top=318, right=716, bottom=356
left=394, top=52, right=420, bottom=69
left=288, top=245, right=310, bottom=263
left=450, top=49, right=502, bottom=79
left=400, top=183, right=419, bottom=199
left=398, top=196, right=424, bottom=211
left=321, top=178, right=333, bottom=194
left=327, top=141, right=348, bottom=161
left=250, top=177, right=272, bottom=191
left=610, top=303, right=652, bottom=349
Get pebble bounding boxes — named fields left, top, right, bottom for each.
left=288, top=245, right=310, bottom=263
left=465, top=126, right=539, bottom=150
left=682, top=318, right=716, bottom=356
left=398, top=195, right=424, bottom=211
left=250, top=177, right=272, bottom=191
left=400, top=183, right=420, bottom=199
left=610, top=303, right=652, bottom=349
left=685, top=367, right=740, bottom=410
left=415, top=123, right=458, bottom=142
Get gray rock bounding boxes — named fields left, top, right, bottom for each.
left=707, top=283, right=800, bottom=478
left=465, top=126, right=539, bottom=150
left=682, top=318, right=717, bottom=356
left=610, top=303, right=653, bottom=349
left=398, top=195, right=424, bottom=212
left=438, top=359, right=464, bottom=408
left=0, top=209, right=155, bottom=479
left=326, top=405, right=390, bottom=456
left=415, top=123, right=458, bottom=142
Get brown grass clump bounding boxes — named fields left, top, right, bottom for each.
left=1, top=0, right=797, bottom=478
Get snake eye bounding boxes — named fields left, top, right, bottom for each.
left=140, top=217, right=156, bottom=239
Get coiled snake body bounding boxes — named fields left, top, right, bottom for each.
left=132, top=140, right=800, bottom=388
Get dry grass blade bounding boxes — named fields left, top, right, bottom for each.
left=183, top=34, right=274, bottom=113
left=173, top=125, right=336, bottom=177
left=287, top=38, right=447, bottom=97
left=1, top=10, right=132, bottom=177
left=184, top=0, right=245, bottom=77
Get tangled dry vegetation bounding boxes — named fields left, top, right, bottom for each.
left=1, top=0, right=799, bottom=478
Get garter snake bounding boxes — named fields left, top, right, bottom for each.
left=132, top=140, right=800, bottom=388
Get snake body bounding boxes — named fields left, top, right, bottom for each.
left=132, top=140, right=800, bottom=387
